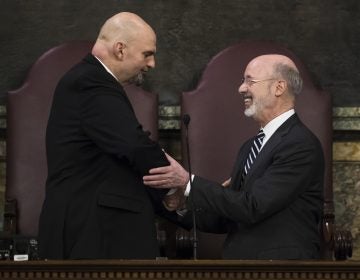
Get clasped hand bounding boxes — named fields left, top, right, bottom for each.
left=143, top=153, right=189, bottom=211
left=143, top=153, right=231, bottom=211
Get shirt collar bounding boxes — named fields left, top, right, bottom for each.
left=94, top=55, right=119, bottom=82
left=261, top=109, right=295, bottom=147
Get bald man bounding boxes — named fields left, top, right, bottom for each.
left=143, top=54, right=324, bottom=260
left=38, top=12, right=170, bottom=259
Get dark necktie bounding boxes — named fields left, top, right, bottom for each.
left=244, top=129, right=265, bottom=175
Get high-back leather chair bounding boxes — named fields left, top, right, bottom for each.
left=5, top=41, right=159, bottom=238
left=181, top=40, right=352, bottom=260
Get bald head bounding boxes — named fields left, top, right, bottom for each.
left=248, top=54, right=303, bottom=96
left=96, top=12, right=155, bottom=45
left=250, top=54, right=298, bottom=69
left=91, top=12, right=157, bottom=84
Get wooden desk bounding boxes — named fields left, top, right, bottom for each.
left=0, top=260, right=359, bottom=279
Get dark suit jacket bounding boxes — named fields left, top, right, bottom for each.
left=188, top=114, right=324, bottom=260
left=38, top=54, right=169, bottom=259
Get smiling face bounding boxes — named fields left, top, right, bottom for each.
left=238, top=56, right=278, bottom=125
left=238, top=54, right=300, bottom=127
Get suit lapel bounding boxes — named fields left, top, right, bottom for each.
left=239, top=114, right=300, bottom=188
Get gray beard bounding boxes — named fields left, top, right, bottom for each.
left=244, top=104, right=256, bottom=117
left=128, top=73, right=144, bottom=86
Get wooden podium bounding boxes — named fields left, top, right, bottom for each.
left=0, top=260, right=359, bottom=279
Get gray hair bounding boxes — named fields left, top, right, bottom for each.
left=273, top=63, right=303, bottom=96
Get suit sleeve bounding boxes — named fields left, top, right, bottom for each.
left=189, top=138, right=324, bottom=225
left=80, top=88, right=168, bottom=175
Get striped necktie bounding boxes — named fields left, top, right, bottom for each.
left=244, top=129, right=265, bottom=175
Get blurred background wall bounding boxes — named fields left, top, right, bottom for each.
left=1, top=0, right=359, bottom=106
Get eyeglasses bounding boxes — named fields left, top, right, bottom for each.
left=241, top=77, right=277, bottom=87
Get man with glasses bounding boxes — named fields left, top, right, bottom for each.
left=143, top=54, right=324, bottom=260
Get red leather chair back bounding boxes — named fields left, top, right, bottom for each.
left=6, top=41, right=159, bottom=237
left=181, top=40, right=332, bottom=259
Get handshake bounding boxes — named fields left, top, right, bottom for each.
left=143, top=153, right=189, bottom=211
left=143, top=153, right=231, bottom=211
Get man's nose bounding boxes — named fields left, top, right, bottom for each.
left=238, top=83, right=247, bottom=94
left=147, top=56, right=155, bottom=69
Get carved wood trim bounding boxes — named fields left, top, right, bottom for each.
left=0, top=260, right=359, bottom=279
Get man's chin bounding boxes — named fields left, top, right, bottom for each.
left=128, top=73, right=144, bottom=86
left=244, top=106, right=256, bottom=117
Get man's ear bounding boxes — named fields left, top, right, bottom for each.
left=275, top=80, right=287, bottom=97
left=113, top=41, right=126, bottom=60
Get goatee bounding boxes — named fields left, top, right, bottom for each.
left=128, top=73, right=144, bottom=86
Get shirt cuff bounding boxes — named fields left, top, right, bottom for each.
left=166, top=188, right=177, bottom=196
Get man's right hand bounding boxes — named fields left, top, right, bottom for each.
left=143, top=152, right=189, bottom=189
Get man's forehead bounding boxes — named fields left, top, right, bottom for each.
left=245, top=58, right=273, bottom=76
